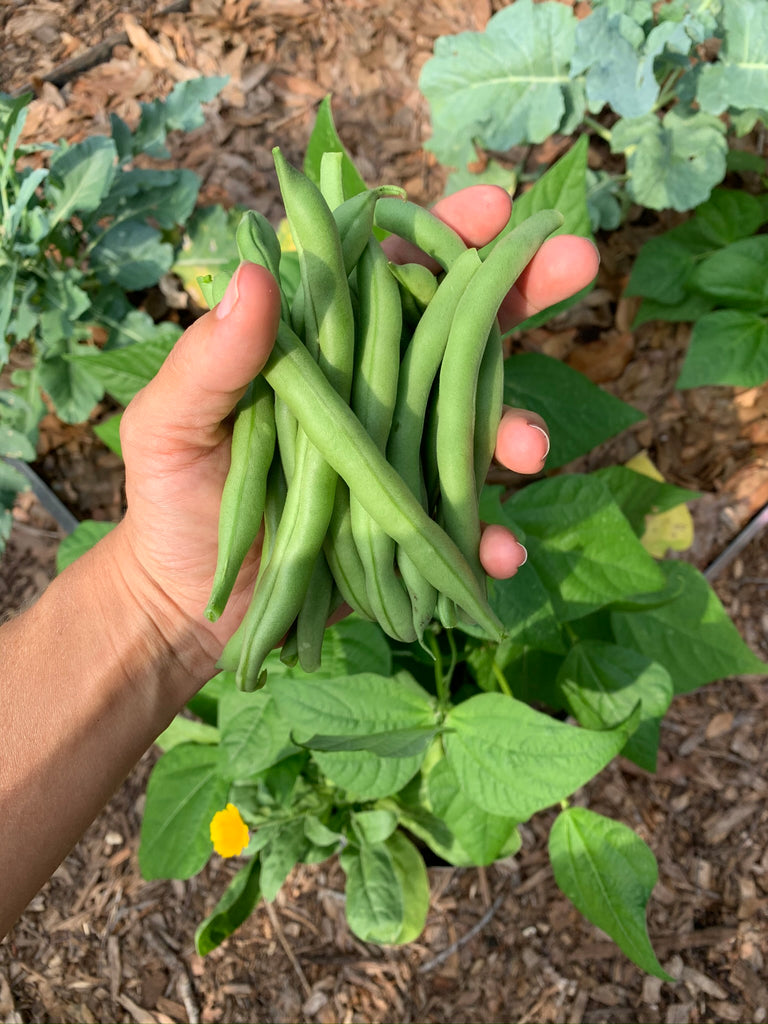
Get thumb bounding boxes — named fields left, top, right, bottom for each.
left=131, top=262, right=282, bottom=447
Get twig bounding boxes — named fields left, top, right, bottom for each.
left=418, top=891, right=505, bottom=974
left=704, top=499, right=768, bottom=582
left=265, top=900, right=312, bottom=997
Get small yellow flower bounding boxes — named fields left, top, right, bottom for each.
left=210, top=803, right=249, bottom=858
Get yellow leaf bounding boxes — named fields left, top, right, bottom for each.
left=625, top=451, right=694, bottom=558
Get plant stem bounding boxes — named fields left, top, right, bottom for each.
left=583, top=116, right=612, bottom=144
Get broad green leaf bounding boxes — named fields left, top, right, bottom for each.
left=444, top=692, right=640, bottom=819
left=549, top=808, right=672, bottom=979
left=385, top=831, right=430, bottom=944
left=299, top=727, right=438, bottom=759
left=340, top=841, right=403, bottom=945
left=502, top=474, right=665, bottom=620
left=592, top=465, right=700, bottom=537
left=556, top=641, right=673, bottom=772
left=92, top=414, right=123, bottom=458
left=612, top=561, right=766, bottom=692
left=696, top=0, right=768, bottom=117
left=260, top=819, right=308, bottom=901
left=261, top=616, right=392, bottom=681
left=572, top=6, right=659, bottom=118
left=689, top=235, right=768, bottom=312
left=612, top=109, right=727, bottom=212
left=36, top=271, right=91, bottom=346
left=420, top=0, right=582, bottom=169
left=503, top=353, right=644, bottom=468
left=267, top=672, right=436, bottom=744
left=164, top=75, right=229, bottom=131
left=172, top=204, right=242, bottom=307
left=303, top=95, right=367, bottom=198
left=91, top=221, right=175, bottom=291
left=195, top=857, right=261, bottom=955
left=56, top=520, right=115, bottom=572
left=312, top=749, right=423, bottom=801
left=94, top=167, right=199, bottom=229
left=69, top=335, right=179, bottom=406
left=187, top=670, right=234, bottom=726
left=156, top=715, right=220, bottom=753
left=38, top=351, right=104, bottom=424
left=427, top=756, right=522, bottom=865
left=690, top=187, right=768, bottom=248
left=586, top=169, right=629, bottom=232
left=7, top=166, right=47, bottom=236
left=677, top=309, right=768, bottom=388
left=139, top=744, right=228, bottom=879
left=444, top=159, right=517, bottom=197
left=351, top=809, right=399, bottom=846
left=218, top=691, right=296, bottom=778
left=45, top=136, right=117, bottom=225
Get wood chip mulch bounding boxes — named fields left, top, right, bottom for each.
left=1, top=2, right=767, bottom=1022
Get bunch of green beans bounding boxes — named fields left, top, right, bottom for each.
left=206, top=147, right=563, bottom=691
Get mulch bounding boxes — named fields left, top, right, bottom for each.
left=1, top=2, right=767, bottom=1022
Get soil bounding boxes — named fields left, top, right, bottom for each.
left=1, top=2, right=767, bottom=1022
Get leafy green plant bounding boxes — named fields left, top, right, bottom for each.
left=0, top=76, right=227, bottom=556
left=419, top=0, right=768, bottom=220
left=56, top=106, right=765, bottom=976
left=625, top=185, right=768, bottom=387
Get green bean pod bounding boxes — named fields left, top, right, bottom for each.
left=204, top=377, right=276, bottom=622
left=255, top=320, right=504, bottom=642
left=388, top=261, right=439, bottom=326
left=296, top=551, right=335, bottom=672
left=473, top=321, right=504, bottom=496
left=323, top=485, right=376, bottom=621
left=374, top=197, right=466, bottom=271
left=436, top=209, right=564, bottom=588
left=349, top=236, right=415, bottom=643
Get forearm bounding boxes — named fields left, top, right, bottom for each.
left=0, top=523, right=214, bottom=936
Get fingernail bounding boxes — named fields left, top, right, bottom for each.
left=216, top=265, right=242, bottom=320
left=527, top=421, right=550, bottom=464
left=515, top=541, right=528, bottom=568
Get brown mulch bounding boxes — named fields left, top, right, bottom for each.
left=1, top=2, right=767, bottom=1022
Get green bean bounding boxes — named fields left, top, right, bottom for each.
left=323, top=485, right=376, bottom=621
left=388, top=260, right=439, bottom=326
left=436, top=209, right=563, bottom=589
left=349, top=236, right=415, bottom=642
left=296, top=552, right=335, bottom=671
left=473, top=321, right=504, bottom=495
left=255, top=320, right=504, bottom=642
left=204, top=376, right=275, bottom=622
left=224, top=150, right=356, bottom=690
left=236, top=210, right=289, bottom=321
left=374, top=197, right=466, bottom=271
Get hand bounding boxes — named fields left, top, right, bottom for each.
left=114, top=185, right=599, bottom=663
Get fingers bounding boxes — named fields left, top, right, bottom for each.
left=498, top=234, right=600, bottom=332
left=495, top=407, right=550, bottom=475
left=479, top=524, right=527, bottom=579
left=124, top=263, right=282, bottom=450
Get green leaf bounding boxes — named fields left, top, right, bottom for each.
left=444, top=159, right=517, bottom=198
left=267, top=672, right=436, bottom=745
left=503, top=353, right=644, bottom=468
left=303, top=95, right=367, bottom=198
left=696, top=0, right=768, bottom=117
left=444, top=692, right=640, bottom=819
left=299, top=726, right=438, bottom=759
left=556, top=641, right=673, bottom=772
left=312, top=749, right=424, bottom=802
left=260, top=819, right=308, bottom=901
left=420, top=0, right=582, bottom=169
left=172, top=204, right=242, bottom=307
left=38, top=350, right=104, bottom=424
left=56, top=520, right=115, bottom=572
left=164, top=75, right=229, bottom=131
left=218, top=691, right=296, bottom=778
left=262, top=616, right=392, bottom=681
left=351, top=809, right=399, bottom=846
left=340, top=841, right=403, bottom=944
left=677, top=309, right=768, bottom=388
left=689, top=235, right=768, bottom=312
left=384, top=831, right=430, bottom=943
left=69, top=335, right=178, bottom=406
left=92, top=414, right=123, bottom=458
left=139, top=744, right=228, bottom=879
left=426, top=756, right=522, bottom=865
left=593, top=465, right=700, bottom=537
left=612, top=560, right=766, bottom=692
left=45, top=136, right=117, bottom=225
left=91, top=220, right=175, bottom=291
left=94, top=167, right=199, bottom=229
left=549, top=807, right=672, bottom=980
left=195, top=857, right=261, bottom=955
left=612, top=109, right=727, bottom=212
left=502, top=474, right=665, bottom=620
left=156, top=715, right=220, bottom=752
left=586, top=169, right=629, bottom=232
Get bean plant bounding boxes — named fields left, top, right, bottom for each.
left=0, top=77, right=226, bottom=554
left=419, top=0, right=768, bottom=224
left=57, top=103, right=765, bottom=975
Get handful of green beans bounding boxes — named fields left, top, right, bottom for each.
left=206, top=148, right=563, bottom=691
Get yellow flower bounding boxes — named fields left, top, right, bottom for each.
left=210, top=803, right=249, bottom=858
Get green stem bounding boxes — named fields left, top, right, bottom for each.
left=492, top=660, right=512, bottom=697
left=583, top=116, right=612, bottom=144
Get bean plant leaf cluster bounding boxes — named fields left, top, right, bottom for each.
left=49, top=102, right=765, bottom=978
left=625, top=187, right=768, bottom=387
left=419, top=0, right=766, bottom=214
left=0, top=76, right=227, bottom=559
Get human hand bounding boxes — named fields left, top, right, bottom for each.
left=113, top=185, right=598, bottom=666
